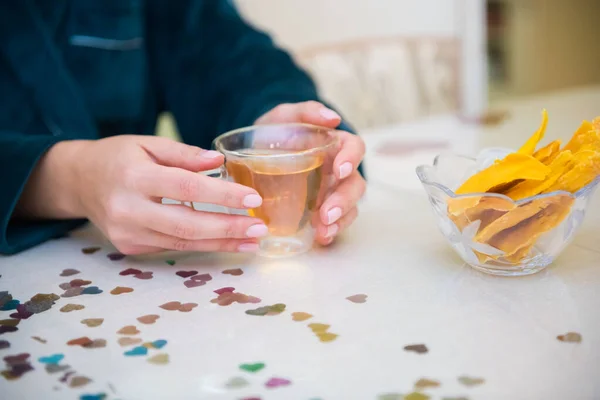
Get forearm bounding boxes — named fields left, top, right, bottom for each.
left=14, top=140, right=88, bottom=220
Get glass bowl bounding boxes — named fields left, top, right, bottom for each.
left=416, top=152, right=600, bottom=276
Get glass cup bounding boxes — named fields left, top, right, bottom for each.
left=209, top=123, right=339, bottom=258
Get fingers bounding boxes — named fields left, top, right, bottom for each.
left=133, top=165, right=262, bottom=208
left=256, top=101, right=342, bottom=129
left=315, top=206, right=358, bottom=246
left=333, top=130, right=366, bottom=180
left=136, top=202, right=268, bottom=240
left=319, top=171, right=366, bottom=226
left=138, top=230, right=260, bottom=254
left=141, top=136, right=224, bottom=172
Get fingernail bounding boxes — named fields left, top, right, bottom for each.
left=339, top=162, right=352, bottom=179
left=246, top=224, right=268, bottom=238
left=325, top=223, right=339, bottom=238
left=238, top=243, right=259, bottom=253
left=243, top=194, right=262, bottom=208
left=201, top=150, right=222, bottom=159
left=327, top=207, right=342, bottom=225
left=320, top=108, right=341, bottom=120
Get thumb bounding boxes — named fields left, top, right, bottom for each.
left=141, top=137, right=224, bottom=172
left=256, top=101, right=342, bottom=128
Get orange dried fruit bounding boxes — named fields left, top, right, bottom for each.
left=518, top=109, right=548, bottom=155
left=533, top=140, right=561, bottom=164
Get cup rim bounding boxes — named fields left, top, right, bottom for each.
left=212, top=123, right=339, bottom=159
left=415, top=152, right=600, bottom=204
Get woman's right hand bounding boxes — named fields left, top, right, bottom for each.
left=19, top=135, right=268, bottom=255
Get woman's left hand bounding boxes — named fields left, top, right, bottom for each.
left=256, top=101, right=366, bottom=245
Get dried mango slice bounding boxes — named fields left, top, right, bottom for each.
left=543, top=150, right=600, bottom=193
left=504, top=150, right=573, bottom=200
left=593, top=117, right=600, bottom=132
left=490, top=195, right=574, bottom=261
left=455, top=153, right=550, bottom=195
left=449, top=196, right=516, bottom=231
left=474, top=197, right=556, bottom=243
left=533, top=140, right=561, bottom=164
left=562, top=121, right=595, bottom=153
left=518, top=109, right=548, bottom=155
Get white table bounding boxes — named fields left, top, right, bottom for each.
left=1, top=86, right=600, bottom=400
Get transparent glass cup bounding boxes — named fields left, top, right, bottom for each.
left=208, top=123, right=340, bottom=258
left=416, top=153, right=600, bottom=276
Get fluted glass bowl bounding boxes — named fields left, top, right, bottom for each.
left=416, top=151, right=600, bottom=276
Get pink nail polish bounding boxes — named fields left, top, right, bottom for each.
left=246, top=224, right=268, bottom=238
left=238, top=243, right=259, bottom=253
left=243, top=194, right=262, bottom=208
left=339, top=162, right=352, bottom=179
left=327, top=207, right=342, bottom=225
left=325, top=224, right=339, bottom=238
left=201, top=150, right=223, bottom=159
left=319, top=108, right=341, bottom=120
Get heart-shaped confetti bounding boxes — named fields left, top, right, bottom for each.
left=61, top=287, right=84, bottom=297
left=414, top=378, right=440, bottom=390
left=265, top=377, right=291, bottom=388
left=458, top=376, right=485, bottom=387
left=308, top=323, right=330, bottom=333
left=404, top=344, right=428, bottom=354
left=31, top=336, right=47, bottom=344
left=38, top=354, right=64, bottom=364
left=0, top=326, right=18, bottom=334
left=316, top=332, right=338, bottom=342
left=1, top=299, right=20, bottom=311
left=60, top=269, right=80, bottom=277
left=245, top=306, right=271, bottom=316
left=60, top=304, right=85, bottom=313
left=239, top=362, right=265, bottom=373
left=159, top=301, right=181, bottom=311
left=225, top=376, right=249, bottom=389
left=346, top=294, right=368, bottom=304
left=213, top=287, right=235, bottom=294
left=137, top=314, right=159, bottom=324
left=81, top=286, right=102, bottom=295
left=10, top=305, right=32, bottom=319
left=147, top=353, right=169, bottom=365
left=59, top=282, right=72, bottom=290
left=246, top=304, right=286, bottom=316
left=441, top=397, right=468, bottom=400
left=81, top=319, right=104, bottom=328
left=80, top=394, right=107, bottom=400
left=165, top=260, right=176, bottom=266
left=184, top=279, right=205, bottom=288
left=291, top=312, right=313, bottom=321
left=0, top=340, right=10, bottom=349
left=557, top=332, right=582, bottom=343
left=119, top=268, right=142, bottom=276
left=110, top=286, right=133, bottom=295
left=404, top=393, right=430, bottom=400
left=107, top=252, right=126, bottom=261
left=4, top=353, right=30, bottom=365
left=118, top=337, right=142, bottom=347
left=378, top=394, right=403, bottom=400
left=124, top=346, right=148, bottom=356
left=69, top=279, right=92, bottom=287
left=81, top=247, right=101, bottom=254
left=191, top=273, right=212, bottom=282
left=0, top=319, right=19, bottom=327
left=82, top=339, right=107, bottom=349
left=151, top=339, right=167, bottom=349
left=211, top=292, right=261, bottom=306
left=69, top=375, right=92, bottom=387
left=134, top=271, right=153, bottom=280
left=179, top=303, right=197, bottom=312
left=45, top=363, right=70, bottom=374
left=60, top=371, right=75, bottom=382
left=67, top=337, right=93, bottom=346
left=222, top=268, right=244, bottom=276
left=117, top=325, right=140, bottom=335
left=176, top=270, right=198, bottom=278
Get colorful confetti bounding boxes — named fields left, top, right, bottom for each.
left=60, top=269, right=80, bottom=277
left=265, top=377, right=291, bottom=389
left=124, top=346, right=148, bottom=356
left=184, top=280, right=205, bottom=288
left=60, top=304, right=85, bottom=313
left=117, top=326, right=140, bottom=335
left=0, top=326, right=18, bottom=335
left=1, top=353, right=34, bottom=380
left=159, top=302, right=198, bottom=312
left=239, top=362, right=265, bottom=373
left=211, top=291, right=261, bottom=306
left=0, top=300, right=19, bottom=312
left=557, top=332, right=582, bottom=343
left=70, top=279, right=92, bottom=287
left=134, top=271, right=153, bottom=280
left=32, top=336, right=47, bottom=344
left=191, top=273, right=212, bottom=282
left=81, top=286, right=103, bottom=295
left=225, top=376, right=249, bottom=389
left=137, top=314, right=160, bottom=324
left=0, top=319, right=19, bottom=327
left=22, top=293, right=60, bottom=314
left=67, top=337, right=93, bottom=347
left=46, top=364, right=70, bottom=374
left=118, top=337, right=143, bottom=347
left=81, top=247, right=101, bottom=254
left=0, top=292, right=13, bottom=309
left=61, top=287, right=83, bottom=298
left=38, top=354, right=64, bottom=364
left=147, top=353, right=169, bottom=365
left=441, top=397, right=469, bottom=400
left=81, top=319, right=104, bottom=328
left=0, top=340, right=9, bottom=349
left=70, top=375, right=92, bottom=387
left=142, top=340, right=167, bottom=349
left=291, top=312, right=313, bottom=322
left=346, top=294, right=368, bottom=303
left=222, top=268, right=244, bottom=276
left=110, top=286, right=134, bottom=295
left=308, top=323, right=339, bottom=343
left=404, top=344, right=429, bottom=354
left=119, top=268, right=142, bottom=276
left=458, top=376, right=485, bottom=387
left=414, top=378, right=441, bottom=390
left=60, top=371, right=76, bottom=382
left=246, top=304, right=286, bottom=316
left=82, top=339, right=107, bottom=349
left=80, top=393, right=107, bottom=400
left=213, top=287, right=235, bottom=294
left=9, top=305, right=33, bottom=320
left=176, top=270, right=198, bottom=278
left=165, top=260, right=176, bottom=266
left=404, top=393, right=430, bottom=400
left=107, top=252, right=126, bottom=261
left=377, top=394, right=403, bottom=400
